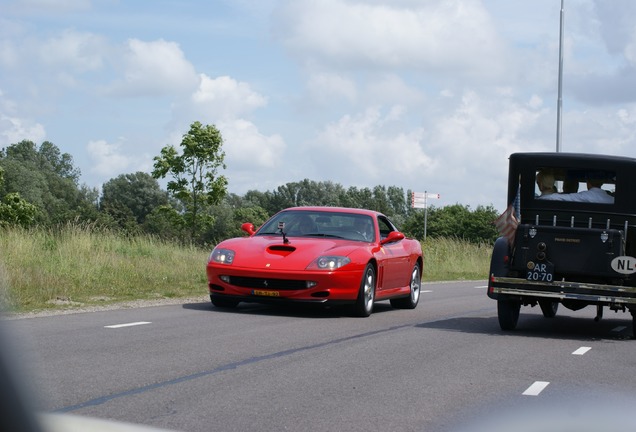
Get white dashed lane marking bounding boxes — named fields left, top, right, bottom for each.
left=572, top=347, right=591, bottom=355
left=522, top=381, right=550, bottom=396
left=104, top=321, right=152, bottom=329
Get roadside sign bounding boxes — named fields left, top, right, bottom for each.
left=411, top=191, right=440, bottom=240
left=411, top=192, right=440, bottom=208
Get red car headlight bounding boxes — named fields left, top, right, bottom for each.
left=307, top=256, right=351, bottom=270
left=208, top=248, right=235, bottom=264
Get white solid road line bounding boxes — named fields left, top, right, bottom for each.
left=104, top=321, right=152, bottom=329
left=522, top=381, right=550, bottom=396
left=572, top=347, right=591, bottom=355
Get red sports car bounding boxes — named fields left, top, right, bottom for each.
left=206, top=206, right=423, bottom=316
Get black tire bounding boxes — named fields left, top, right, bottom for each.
left=539, top=300, right=558, bottom=318
left=390, top=263, right=421, bottom=309
left=352, top=264, right=376, bottom=317
left=497, top=299, right=520, bottom=330
left=210, top=296, right=240, bottom=308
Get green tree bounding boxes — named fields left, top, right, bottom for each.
left=0, top=140, right=90, bottom=225
left=142, top=205, right=186, bottom=241
left=421, top=204, right=499, bottom=243
left=386, top=186, right=409, bottom=216
left=0, top=166, right=39, bottom=227
left=101, top=172, right=169, bottom=230
left=152, top=121, right=228, bottom=242
left=38, top=141, right=81, bottom=182
left=0, top=193, right=39, bottom=228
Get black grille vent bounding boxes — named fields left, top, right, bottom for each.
left=229, top=276, right=307, bottom=290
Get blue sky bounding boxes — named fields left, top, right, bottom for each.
left=2, top=0, right=636, bottom=211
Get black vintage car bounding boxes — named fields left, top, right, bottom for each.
left=488, top=152, right=636, bottom=335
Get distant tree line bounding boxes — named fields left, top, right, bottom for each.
left=0, top=122, right=500, bottom=246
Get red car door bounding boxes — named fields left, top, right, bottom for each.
left=376, top=216, right=411, bottom=290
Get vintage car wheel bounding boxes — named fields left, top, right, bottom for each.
left=390, top=263, right=421, bottom=309
left=487, top=237, right=510, bottom=300
left=210, top=296, right=240, bottom=308
left=539, top=300, right=558, bottom=318
left=497, top=299, right=520, bottom=330
left=352, top=263, right=376, bottom=317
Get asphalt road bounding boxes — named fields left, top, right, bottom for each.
left=4, top=280, right=636, bottom=432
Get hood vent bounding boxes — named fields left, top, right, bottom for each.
left=267, top=245, right=296, bottom=256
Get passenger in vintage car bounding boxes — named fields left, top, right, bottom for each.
left=538, top=178, right=614, bottom=203
left=535, top=170, right=557, bottom=196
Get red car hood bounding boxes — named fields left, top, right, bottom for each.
left=216, top=235, right=364, bottom=270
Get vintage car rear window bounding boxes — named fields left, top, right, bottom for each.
left=534, top=167, right=616, bottom=204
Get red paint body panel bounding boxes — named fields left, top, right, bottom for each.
left=206, top=206, right=423, bottom=307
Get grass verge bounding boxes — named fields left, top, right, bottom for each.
left=0, top=225, right=491, bottom=314
left=0, top=224, right=208, bottom=313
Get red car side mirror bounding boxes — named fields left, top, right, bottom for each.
left=241, top=222, right=256, bottom=236
left=380, top=231, right=405, bottom=245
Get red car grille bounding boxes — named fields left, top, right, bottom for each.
left=228, top=276, right=308, bottom=290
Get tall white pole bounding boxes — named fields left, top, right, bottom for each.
left=556, top=0, right=564, bottom=152
left=423, top=191, right=428, bottom=241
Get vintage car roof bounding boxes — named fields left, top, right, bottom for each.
left=509, top=152, right=636, bottom=167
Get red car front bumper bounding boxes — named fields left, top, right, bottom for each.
left=207, top=263, right=365, bottom=304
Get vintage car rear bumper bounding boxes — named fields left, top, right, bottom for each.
left=488, top=276, right=636, bottom=306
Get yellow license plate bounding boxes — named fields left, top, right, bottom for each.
left=252, top=290, right=280, bottom=297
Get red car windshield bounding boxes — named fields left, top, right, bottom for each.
left=257, top=210, right=375, bottom=242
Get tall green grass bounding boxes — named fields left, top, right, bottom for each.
left=0, top=223, right=209, bottom=313
left=0, top=225, right=492, bottom=313
left=421, top=237, right=491, bottom=282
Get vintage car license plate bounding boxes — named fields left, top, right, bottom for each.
left=252, top=290, right=280, bottom=297
left=527, top=262, right=554, bottom=282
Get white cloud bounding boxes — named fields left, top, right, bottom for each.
left=274, top=0, right=505, bottom=79
left=363, top=74, right=425, bottom=107
left=309, top=106, right=436, bottom=185
left=306, top=73, right=357, bottom=105
left=38, top=29, right=105, bottom=73
left=86, top=139, right=131, bottom=176
left=431, top=90, right=548, bottom=165
left=621, top=23, right=636, bottom=69
left=220, top=119, right=285, bottom=170
left=191, top=74, right=268, bottom=119
left=106, top=39, right=199, bottom=97
left=0, top=38, right=19, bottom=68
left=0, top=91, right=46, bottom=146
left=161, top=74, right=283, bottom=193
left=558, top=106, right=636, bottom=155
left=0, top=114, right=46, bottom=147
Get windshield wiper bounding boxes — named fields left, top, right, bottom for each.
left=302, top=233, right=346, bottom=239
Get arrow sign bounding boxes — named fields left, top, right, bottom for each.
left=411, top=192, right=440, bottom=208
left=412, top=192, right=440, bottom=199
